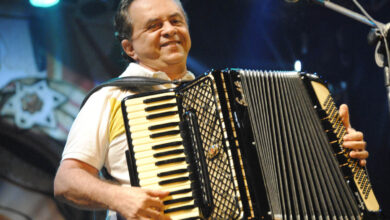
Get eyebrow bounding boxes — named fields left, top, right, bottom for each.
left=168, top=12, right=184, bottom=20
left=144, top=12, right=185, bottom=27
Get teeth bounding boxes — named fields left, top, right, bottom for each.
left=163, top=41, right=180, bottom=47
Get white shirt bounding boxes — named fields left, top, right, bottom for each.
left=62, top=63, right=195, bottom=185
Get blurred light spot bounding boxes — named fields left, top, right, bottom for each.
left=340, top=81, right=347, bottom=90
left=294, top=60, right=302, bottom=72
left=30, top=0, right=59, bottom=8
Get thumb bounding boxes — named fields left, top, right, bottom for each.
left=339, top=104, right=351, bottom=129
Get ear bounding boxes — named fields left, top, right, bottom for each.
left=121, top=39, right=137, bottom=61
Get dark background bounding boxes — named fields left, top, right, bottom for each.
left=0, top=0, right=389, bottom=219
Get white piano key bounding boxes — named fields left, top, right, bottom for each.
left=127, top=106, right=178, bottom=120
left=125, top=99, right=177, bottom=113
left=164, top=192, right=195, bottom=209
left=134, top=148, right=184, bottom=160
left=140, top=176, right=192, bottom=188
left=139, top=172, right=190, bottom=186
left=129, top=119, right=180, bottom=133
left=166, top=208, right=200, bottom=220
left=135, top=154, right=185, bottom=167
left=128, top=114, right=179, bottom=127
left=136, top=160, right=188, bottom=173
left=129, top=125, right=181, bottom=139
left=125, top=92, right=176, bottom=105
left=132, top=133, right=182, bottom=146
left=142, top=181, right=191, bottom=192
left=131, top=138, right=183, bottom=153
left=138, top=163, right=188, bottom=179
left=134, top=145, right=184, bottom=160
left=163, top=191, right=194, bottom=202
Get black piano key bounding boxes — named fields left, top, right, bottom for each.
left=155, top=157, right=186, bottom=166
left=159, top=177, right=189, bottom=185
left=170, top=188, right=192, bottom=195
left=154, top=149, right=185, bottom=158
left=150, top=130, right=180, bottom=138
left=143, top=95, right=176, bottom=104
left=152, top=141, right=182, bottom=150
left=148, top=122, right=180, bottom=130
left=145, top=103, right=177, bottom=112
left=163, top=196, right=193, bottom=205
left=164, top=205, right=196, bottom=214
left=146, top=111, right=177, bottom=120
left=157, top=168, right=188, bottom=177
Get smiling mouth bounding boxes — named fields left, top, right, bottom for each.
left=161, top=41, right=181, bottom=47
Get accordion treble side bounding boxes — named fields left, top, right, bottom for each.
left=121, top=69, right=381, bottom=220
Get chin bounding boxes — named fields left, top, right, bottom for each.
left=162, top=54, right=187, bottom=65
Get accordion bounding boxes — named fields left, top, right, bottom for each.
left=121, top=69, right=381, bottom=220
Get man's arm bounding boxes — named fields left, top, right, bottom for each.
left=339, top=104, right=369, bottom=166
left=54, top=159, right=170, bottom=220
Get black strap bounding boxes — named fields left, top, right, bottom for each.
left=80, top=76, right=192, bottom=109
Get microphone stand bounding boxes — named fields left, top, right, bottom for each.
left=311, top=0, right=390, bottom=114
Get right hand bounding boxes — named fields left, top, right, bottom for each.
left=112, top=186, right=171, bottom=220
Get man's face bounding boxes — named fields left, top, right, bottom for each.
left=125, top=0, right=191, bottom=73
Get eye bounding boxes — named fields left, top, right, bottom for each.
left=147, top=22, right=162, bottom=31
left=171, top=18, right=184, bottom=26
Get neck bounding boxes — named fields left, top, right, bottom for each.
left=164, top=66, right=187, bottom=80
left=139, top=62, right=187, bottom=80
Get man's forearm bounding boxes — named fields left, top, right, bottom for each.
left=54, top=160, right=121, bottom=210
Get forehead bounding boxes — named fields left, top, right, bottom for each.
left=129, top=0, right=184, bottom=26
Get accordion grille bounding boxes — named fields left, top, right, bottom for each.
left=178, top=76, right=243, bottom=219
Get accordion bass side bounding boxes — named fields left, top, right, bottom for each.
left=121, top=69, right=381, bottom=220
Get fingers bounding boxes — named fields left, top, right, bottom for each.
left=131, top=199, right=170, bottom=220
left=343, top=130, right=363, bottom=141
left=139, top=207, right=170, bottom=220
left=338, top=105, right=369, bottom=166
left=140, top=190, right=170, bottom=220
left=145, top=196, right=165, bottom=212
left=350, top=150, right=369, bottom=167
left=349, top=150, right=369, bottom=160
left=358, top=159, right=367, bottom=167
left=116, top=187, right=171, bottom=220
left=146, top=189, right=170, bottom=199
left=343, top=141, right=367, bottom=151
left=343, top=129, right=368, bottom=166
left=339, top=104, right=351, bottom=129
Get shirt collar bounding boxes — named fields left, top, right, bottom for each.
left=119, top=62, right=195, bottom=81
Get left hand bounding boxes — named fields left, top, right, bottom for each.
left=339, top=104, right=368, bottom=166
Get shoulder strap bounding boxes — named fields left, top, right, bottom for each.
left=80, top=76, right=192, bottom=109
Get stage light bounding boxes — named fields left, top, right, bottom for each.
left=29, top=0, right=60, bottom=8
left=294, top=60, right=302, bottom=72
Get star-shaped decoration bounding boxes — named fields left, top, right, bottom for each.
left=1, top=80, right=67, bottom=129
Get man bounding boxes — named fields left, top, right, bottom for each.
left=53, top=0, right=368, bottom=219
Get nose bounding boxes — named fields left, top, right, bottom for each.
left=162, top=22, right=177, bottom=37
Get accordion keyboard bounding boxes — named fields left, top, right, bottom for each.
left=122, top=90, right=200, bottom=220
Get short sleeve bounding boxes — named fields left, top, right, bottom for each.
left=61, top=89, right=111, bottom=170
